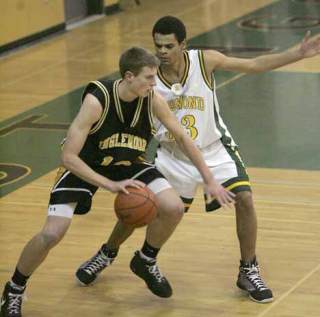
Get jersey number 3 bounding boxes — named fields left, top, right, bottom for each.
left=166, top=115, right=198, bottom=140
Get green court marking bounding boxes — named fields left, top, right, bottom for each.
left=0, top=0, right=319, bottom=197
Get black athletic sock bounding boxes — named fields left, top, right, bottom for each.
left=240, top=256, right=257, bottom=267
left=101, top=244, right=119, bottom=258
left=141, top=240, right=159, bottom=259
left=11, top=267, right=29, bottom=289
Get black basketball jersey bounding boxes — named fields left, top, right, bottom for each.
left=78, top=79, right=156, bottom=168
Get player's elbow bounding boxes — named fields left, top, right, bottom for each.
left=61, top=151, right=75, bottom=170
left=248, top=60, right=268, bottom=73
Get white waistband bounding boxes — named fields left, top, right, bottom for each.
left=160, top=141, right=222, bottom=163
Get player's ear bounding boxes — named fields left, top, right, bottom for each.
left=124, top=70, right=135, bottom=81
left=181, top=39, right=187, bottom=50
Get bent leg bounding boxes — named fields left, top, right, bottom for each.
left=146, top=188, right=184, bottom=248
left=17, top=214, right=72, bottom=276
left=130, top=188, right=183, bottom=298
left=105, top=221, right=135, bottom=250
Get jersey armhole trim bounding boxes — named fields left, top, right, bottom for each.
left=198, top=50, right=213, bottom=90
left=88, top=81, right=110, bottom=134
left=148, top=90, right=156, bottom=135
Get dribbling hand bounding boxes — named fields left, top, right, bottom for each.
left=105, top=179, right=146, bottom=194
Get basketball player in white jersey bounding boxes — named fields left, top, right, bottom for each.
left=74, top=16, right=320, bottom=304
left=151, top=16, right=320, bottom=303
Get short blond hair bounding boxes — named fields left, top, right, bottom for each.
left=119, top=47, right=160, bottom=78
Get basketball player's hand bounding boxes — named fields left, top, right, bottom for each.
left=205, top=182, right=235, bottom=209
left=299, top=31, right=320, bottom=58
left=106, top=179, right=146, bottom=194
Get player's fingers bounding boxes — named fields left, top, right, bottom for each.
left=216, top=192, right=230, bottom=208
left=223, top=189, right=235, bottom=204
left=225, top=199, right=234, bottom=209
left=120, top=186, right=129, bottom=194
left=133, top=180, right=146, bottom=187
left=227, top=190, right=236, bottom=198
left=123, top=180, right=144, bottom=189
left=219, top=192, right=235, bottom=209
left=217, top=188, right=234, bottom=200
left=226, top=193, right=235, bottom=204
left=220, top=199, right=232, bottom=209
left=127, top=182, right=140, bottom=189
left=217, top=197, right=228, bottom=210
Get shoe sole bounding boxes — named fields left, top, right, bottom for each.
left=75, top=273, right=99, bottom=287
left=238, top=288, right=274, bottom=303
left=249, top=294, right=274, bottom=303
left=130, top=263, right=172, bottom=298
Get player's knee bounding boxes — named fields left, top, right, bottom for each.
left=38, top=229, right=66, bottom=249
left=236, top=191, right=254, bottom=211
left=161, top=199, right=184, bottom=222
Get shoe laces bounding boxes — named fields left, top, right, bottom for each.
left=83, top=252, right=113, bottom=275
left=243, top=264, right=268, bottom=291
left=7, top=292, right=24, bottom=315
left=147, top=263, right=165, bottom=283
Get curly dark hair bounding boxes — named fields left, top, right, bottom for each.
left=152, top=16, right=187, bottom=43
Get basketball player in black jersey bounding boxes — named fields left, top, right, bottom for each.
left=0, top=47, right=235, bottom=317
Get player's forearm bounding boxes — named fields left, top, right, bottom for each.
left=61, top=153, right=111, bottom=189
left=252, top=49, right=302, bottom=72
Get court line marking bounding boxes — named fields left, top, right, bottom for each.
left=3, top=192, right=320, bottom=208
left=249, top=199, right=320, bottom=207
left=0, top=6, right=318, bottom=317
left=216, top=73, right=246, bottom=89
left=192, top=194, right=320, bottom=207
left=3, top=201, right=320, bottom=225
left=252, top=181, right=320, bottom=188
left=0, top=43, right=110, bottom=90
left=256, top=263, right=320, bottom=317
left=182, top=212, right=320, bottom=225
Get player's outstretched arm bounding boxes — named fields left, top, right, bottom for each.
left=203, top=31, right=320, bottom=74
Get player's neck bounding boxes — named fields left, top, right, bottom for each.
left=117, top=80, right=138, bottom=103
left=160, top=53, right=185, bottom=83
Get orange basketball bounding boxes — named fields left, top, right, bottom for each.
left=114, top=186, right=158, bottom=227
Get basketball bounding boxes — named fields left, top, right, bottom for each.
left=114, top=186, right=158, bottom=227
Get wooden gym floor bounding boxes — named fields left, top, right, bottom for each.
left=0, top=0, right=319, bottom=316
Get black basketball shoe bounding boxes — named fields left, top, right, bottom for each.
left=0, top=282, right=25, bottom=317
left=75, top=245, right=116, bottom=286
left=130, top=251, right=172, bottom=298
left=237, top=258, right=273, bottom=303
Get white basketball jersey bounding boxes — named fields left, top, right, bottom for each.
left=155, top=49, right=236, bottom=154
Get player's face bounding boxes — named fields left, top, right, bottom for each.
left=130, top=66, right=157, bottom=97
left=153, top=33, right=185, bottom=65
